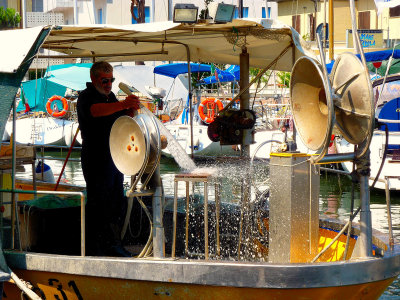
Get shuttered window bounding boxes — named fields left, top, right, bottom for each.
left=390, top=5, right=400, bottom=17
left=358, top=11, right=370, bottom=29
left=309, top=14, right=315, bottom=41
left=292, top=15, right=300, bottom=33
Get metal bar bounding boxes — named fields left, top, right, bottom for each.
left=384, top=177, right=394, bottom=250
left=172, top=179, right=178, bottom=258
left=328, top=0, right=334, bottom=61
left=184, top=45, right=194, bottom=159
left=37, top=50, right=168, bottom=59
left=0, top=188, right=85, bottom=256
left=36, top=157, right=81, bottom=162
left=370, top=176, right=395, bottom=250
left=359, top=175, right=373, bottom=257
left=313, top=153, right=356, bottom=164
left=312, top=207, right=361, bottom=262
left=204, top=181, right=209, bottom=260
left=215, top=182, right=221, bottom=258
left=377, top=118, right=400, bottom=124
left=11, top=100, right=17, bottom=250
left=185, top=181, right=189, bottom=257
left=320, top=167, right=350, bottom=175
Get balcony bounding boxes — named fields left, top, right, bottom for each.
left=44, top=0, right=74, bottom=13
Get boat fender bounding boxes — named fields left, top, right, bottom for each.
left=35, top=161, right=56, bottom=183
left=46, top=95, right=69, bottom=118
left=198, top=97, right=224, bottom=124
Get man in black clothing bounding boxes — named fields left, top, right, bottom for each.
left=77, top=61, right=140, bottom=256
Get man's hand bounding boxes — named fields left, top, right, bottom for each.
left=123, top=95, right=140, bottom=110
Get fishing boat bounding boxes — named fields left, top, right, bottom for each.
left=0, top=13, right=399, bottom=300
left=334, top=50, right=400, bottom=190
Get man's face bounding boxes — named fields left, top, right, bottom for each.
left=92, top=71, right=114, bottom=96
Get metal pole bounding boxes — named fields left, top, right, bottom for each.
left=238, top=0, right=243, bottom=18
left=357, top=151, right=373, bottom=257
left=329, top=0, right=334, bottom=61
left=11, top=100, right=17, bottom=249
left=323, top=0, right=327, bottom=52
left=185, top=48, right=194, bottom=159
left=74, top=0, right=78, bottom=25
left=22, top=0, right=27, bottom=28
left=240, top=47, right=250, bottom=157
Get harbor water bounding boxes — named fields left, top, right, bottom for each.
left=21, top=150, right=400, bottom=298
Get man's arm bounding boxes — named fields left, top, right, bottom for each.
left=90, top=95, right=140, bottom=117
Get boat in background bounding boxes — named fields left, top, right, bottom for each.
left=151, top=63, right=241, bottom=158
left=5, top=63, right=91, bottom=147
left=336, top=59, right=400, bottom=190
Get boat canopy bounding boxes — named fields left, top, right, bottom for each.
left=19, top=63, right=91, bottom=112
left=35, top=18, right=314, bottom=72
left=0, top=27, right=49, bottom=73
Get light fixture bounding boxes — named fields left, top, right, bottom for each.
left=173, top=3, right=198, bottom=24
left=208, top=2, right=235, bottom=23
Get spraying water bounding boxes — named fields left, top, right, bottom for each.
left=119, top=82, right=196, bottom=171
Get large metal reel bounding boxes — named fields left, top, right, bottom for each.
left=110, top=114, right=160, bottom=176
left=330, top=52, right=374, bottom=149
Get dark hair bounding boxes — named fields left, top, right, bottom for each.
left=90, top=61, right=113, bottom=78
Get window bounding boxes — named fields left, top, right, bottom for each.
left=131, top=6, right=150, bottom=24
left=292, top=15, right=300, bottom=33
left=358, top=11, right=370, bottom=29
left=0, top=0, right=7, bottom=8
left=98, top=8, right=103, bottom=24
left=234, top=7, right=248, bottom=18
left=32, top=0, right=43, bottom=12
left=262, top=7, right=271, bottom=18
left=390, top=5, right=400, bottom=17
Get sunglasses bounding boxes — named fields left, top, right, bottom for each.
left=101, top=77, right=115, bottom=84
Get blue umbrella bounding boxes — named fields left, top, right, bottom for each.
left=153, top=63, right=212, bottom=78
left=199, top=65, right=240, bottom=84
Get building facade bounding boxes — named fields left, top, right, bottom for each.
left=271, top=0, right=400, bottom=56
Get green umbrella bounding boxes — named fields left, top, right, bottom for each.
left=368, top=59, right=400, bottom=76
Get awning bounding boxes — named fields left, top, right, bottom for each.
left=38, top=19, right=315, bottom=72
left=0, top=26, right=50, bottom=73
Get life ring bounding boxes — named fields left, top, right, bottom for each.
left=198, top=97, right=224, bottom=124
left=46, top=95, right=68, bottom=118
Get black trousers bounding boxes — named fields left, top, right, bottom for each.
left=81, top=146, right=126, bottom=255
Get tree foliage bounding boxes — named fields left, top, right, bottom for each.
left=0, top=7, right=21, bottom=28
left=199, top=0, right=214, bottom=20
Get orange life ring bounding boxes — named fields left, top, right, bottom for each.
left=46, top=95, right=68, bottom=118
left=198, top=97, right=224, bottom=124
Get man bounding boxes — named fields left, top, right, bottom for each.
left=77, top=61, right=140, bottom=256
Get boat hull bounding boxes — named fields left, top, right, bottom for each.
left=5, top=117, right=81, bottom=147
left=3, top=249, right=399, bottom=300
left=3, top=268, right=395, bottom=300
left=337, top=131, right=400, bottom=190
